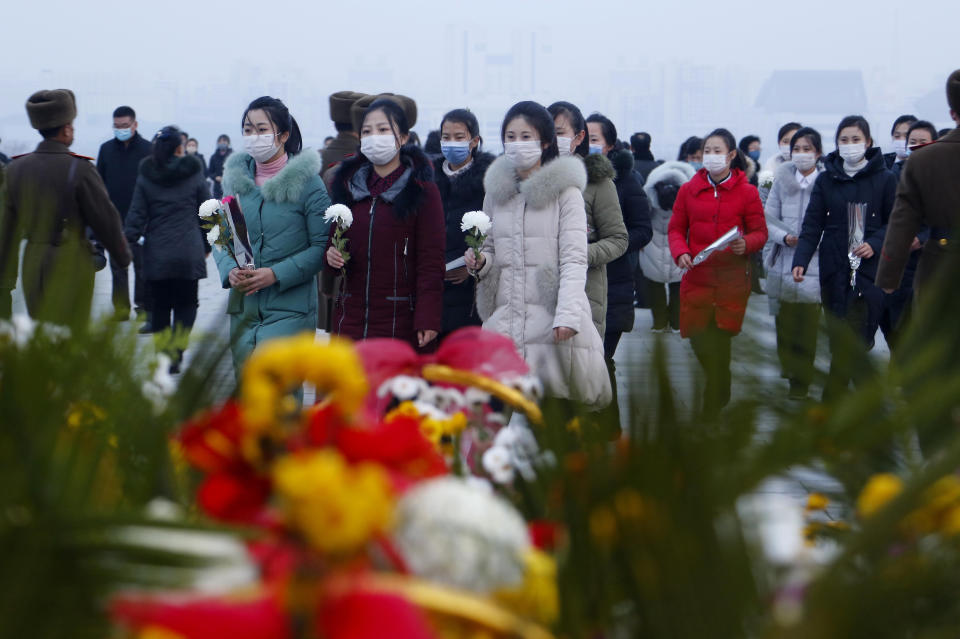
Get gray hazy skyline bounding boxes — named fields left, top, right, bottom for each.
left=2, top=0, right=958, bottom=161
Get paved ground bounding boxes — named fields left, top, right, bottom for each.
left=13, top=257, right=892, bottom=506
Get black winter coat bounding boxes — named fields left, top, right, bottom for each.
left=633, top=158, right=663, bottom=184
left=124, top=155, right=210, bottom=281
left=435, top=152, right=494, bottom=335
left=97, top=133, right=153, bottom=218
left=606, top=149, right=653, bottom=333
left=207, top=147, right=233, bottom=198
left=792, top=147, right=897, bottom=317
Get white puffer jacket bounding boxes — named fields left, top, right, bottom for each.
left=638, top=161, right=694, bottom=284
left=762, top=161, right=822, bottom=315
left=476, top=156, right=612, bottom=410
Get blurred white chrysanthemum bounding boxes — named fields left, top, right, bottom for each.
left=392, top=477, right=530, bottom=594
left=460, top=210, right=492, bottom=235
left=323, top=203, right=354, bottom=229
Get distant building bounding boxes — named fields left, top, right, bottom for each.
left=755, top=70, right=868, bottom=114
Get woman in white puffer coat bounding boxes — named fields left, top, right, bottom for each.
left=762, top=126, right=823, bottom=399
left=639, top=161, right=694, bottom=331
left=465, top=101, right=611, bottom=411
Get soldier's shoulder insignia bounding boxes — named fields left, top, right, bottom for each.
left=11, top=153, right=32, bottom=160
left=68, top=152, right=95, bottom=161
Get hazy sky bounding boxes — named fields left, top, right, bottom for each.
left=2, top=0, right=958, bottom=158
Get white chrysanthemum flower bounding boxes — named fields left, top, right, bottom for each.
left=376, top=375, right=428, bottom=400
left=142, top=353, right=176, bottom=413
left=198, top=199, right=221, bottom=219
left=495, top=424, right=540, bottom=481
left=206, top=224, right=220, bottom=244
left=460, top=210, right=492, bottom=235
left=393, top=477, right=530, bottom=593
left=323, top=203, right=354, bottom=229
left=482, top=445, right=515, bottom=484
left=465, top=387, right=492, bottom=406
left=758, top=170, right=775, bottom=189
left=412, top=400, right=448, bottom=421
left=504, top=375, right=544, bottom=401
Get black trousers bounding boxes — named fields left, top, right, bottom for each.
left=878, top=287, right=913, bottom=351
left=110, top=243, right=149, bottom=313
left=150, top=278, right=199, bottom=339
left=820, top=282, right=876, bottom=402
left=775, top=302, right=820, bottom=390
left=689, top=320, right=733, bottom=413
left=646, top=280, right=680, bottom=330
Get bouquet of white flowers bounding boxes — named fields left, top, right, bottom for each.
left=323, top=204, right=354, bottom=266
left=198, top=197, right=253, bottom=268
left=461, top=210, right=492, bottom=275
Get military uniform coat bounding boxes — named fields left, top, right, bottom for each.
left=877, top=128, right=960, bottom=300
left=0, top=140, right=131, bottom=325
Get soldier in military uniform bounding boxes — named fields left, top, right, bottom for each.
left=0, top=89, right=132, bottom=326
left=878, top=70, right=960, bottom=303
left=319, top=91, right=368, bottom=189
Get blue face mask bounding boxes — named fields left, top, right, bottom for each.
left=747, top=149, right=761, bottom=161
left=441, top=141, right=472, bottom=166
left=114, top=127, right=133, bottom=142
left=589, top=144, right=604, bottom=156
left=689, top=161, right=703, bottom=170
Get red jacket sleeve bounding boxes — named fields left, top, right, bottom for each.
left=668, top=183, right=692, bottom=263
left=741, top=186, right=768, bottom=254
left=413, top=182, right=445, bottom=332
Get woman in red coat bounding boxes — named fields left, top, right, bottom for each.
left=668, top=128, right=768, bottom=412
left=326, top=97, right=445, bottom=350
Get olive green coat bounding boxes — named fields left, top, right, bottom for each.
left=0, top=140, right=131, bottom=325
left=581, top=153, right=628, bottom=337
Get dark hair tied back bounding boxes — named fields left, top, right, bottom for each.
left=703, top=128, right=747, bottom=171
left=547, top=102, right=589, bottom=158
left=152, top=125, right=183, bottom=166
left=241, top=96, right=303, bottom=156
left=500, top=101, right=558, bottom=164
left=440, top=108, right=483, bottom=158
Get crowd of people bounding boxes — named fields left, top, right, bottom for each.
left=2, top=69, right=959, bottom=415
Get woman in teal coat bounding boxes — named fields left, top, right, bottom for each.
left=217, top=96, right=331, bottom=370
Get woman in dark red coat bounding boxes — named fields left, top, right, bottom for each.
left=668, top=128, right=767, bottom=412
left=326, top=97, right=445, bottom=350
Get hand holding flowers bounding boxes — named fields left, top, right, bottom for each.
left=461, top=211, right=492, bottom=275
left=324, top=204, right=353, bottom=270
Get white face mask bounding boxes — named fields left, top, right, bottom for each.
left=792, top=152, right=817, bottom=173
left=702, top=153, right=729, bottom=173
left=361, top=134, right=400, bottom=166
left=892, top=139, right=908, bottom=160
left=504, top=140, right=542, bottom=170
left=838, top=143, right=866, bottom=164
left=779, top=144, right=792, bottom=161
left=243, top=134, right=280, bottom=163
left=556, top=136, right=574, bottom=157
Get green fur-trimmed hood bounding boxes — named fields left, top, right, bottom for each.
left=583, top=153, right=615, bottom=184
left=222, top=150, right=321, bottom=203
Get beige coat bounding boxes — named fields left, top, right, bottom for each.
left=477, top=156, right=612, bottom=410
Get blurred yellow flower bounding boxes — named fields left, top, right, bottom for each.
left=240, top=335, right=369, bottom=456
left=494, top=549, right=559, bottom=625
left=590, top=506, right=618, bottom=546
left=65, top=400, right=105, bottom=430
left=857, top=473, right=904, bottom=519
left=805, top=493, right=830, bottom=512
left=272, top=449, right=393, bottom=554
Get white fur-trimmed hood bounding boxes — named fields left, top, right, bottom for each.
left=222, top=149, right=322, bottom=204
left=643, top=161, right=696, bottom=210
left=483, top=155, right=587, bottom=209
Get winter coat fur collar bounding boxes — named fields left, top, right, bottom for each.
left=331, top=144, right=435, bottom=219
left=484, top=155, right=587, bottom=209
left=774, top=160, right=821, bottom=196
left=139, top=154, right=203, bottom=186
left=643, top=161, right=695, bottom=211
left=583, top=153, right=615, bottom=184
left=222, top=150, right=322, bottom=204
left=435, top=152, right=494, bottom=199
